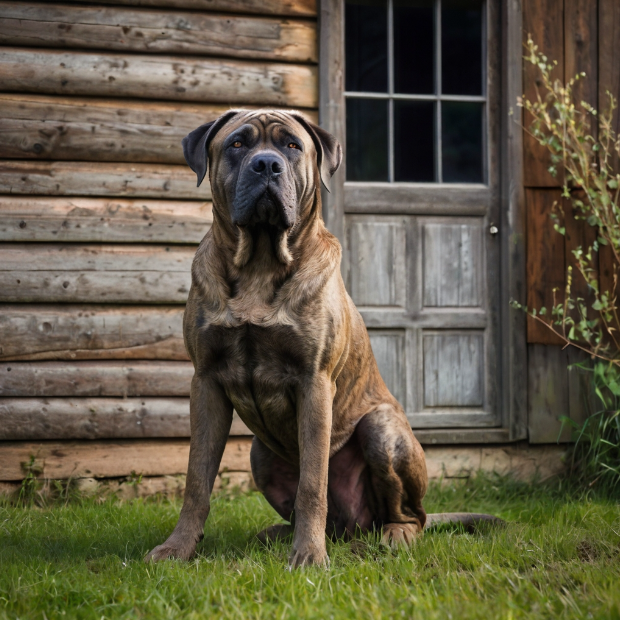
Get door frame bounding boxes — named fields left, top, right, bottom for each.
left=318, top=0, right=527, bottom=443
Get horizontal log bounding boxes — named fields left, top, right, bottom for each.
left=0, top=94, right=317, bottom=164
left=0, top=48, right=318, bottom=107
left=0, top=361, right=193, bottom=397
left=0, top=95, right=225, bottom=165
left=0, top=397, right=251, bottom=439
left=0, top=437, right=252, bottom=480
left=0, top=243, right=194, bottom=303
left=0, top=197, right=212, bottom=243
left=0, top=305, right=188, bottom=361
left=0, top=3, right=317, bottom=63
left=0, top=243, right=195, bottom=271
left=63, top=0, right=316, bottom=17
left=0, top=440, right=566, bottom=483
left=0, top=161, right=207, bottom=199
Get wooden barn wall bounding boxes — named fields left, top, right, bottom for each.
left=523, top=0, right=620, bottom=442
left=0, top=0, right=318, bottom=481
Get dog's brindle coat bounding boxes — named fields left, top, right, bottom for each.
left=145, top=110, right=497, bottom=568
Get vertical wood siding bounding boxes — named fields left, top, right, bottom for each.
left=523, top=0, right=619, bottom=441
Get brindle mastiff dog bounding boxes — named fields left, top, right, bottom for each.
left=145, top=110, right=499, bottom=568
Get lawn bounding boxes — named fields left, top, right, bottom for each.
left=1, top=475, right=619, bottom=620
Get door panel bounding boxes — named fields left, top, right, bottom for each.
left=423, top=332, right=484, bottom=407
left=345, top=212, right=498, bottom=428
left=422, top=223, right=483, bottom=308
left=368, top=329, right=407, bottom=409
left=347, top=218, right=407, bottom=307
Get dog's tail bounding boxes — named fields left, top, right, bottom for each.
left=425, top=512, right=505, bottom=532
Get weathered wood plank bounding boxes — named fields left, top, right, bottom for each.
left=423, top=333, right=484, bottom=408
left=528, top=343, right=571, bottom=443
left=566, top=346, right=593, bottom=430
left=0, top=244, right=194, bottom=303
left=0, top=95, right=226, bottom=165
left=0, top=361, right=193, bottom=397
left=347, top=217, right=407, bottom=307
left=0, top=49, right=318, bottom=108
left=0, top=243, right=194, bottom=271
left=564, top=195, right=597, bottom=319
left=0, top=95, right=317, bottom=164
left=564, top=0, right=598, bottom=136
left=0, top=305, right=188, bottom=361
left=0, top=3, right=317, bottom=63
left=422, top=223, right=482, bottom=308
left=502, top=0, right=528, bottom=440
left=522, top=0, right=564, bottom=187
left=344, top=183, right=489, bottom=215
left=0, top=438, right=252, bottom=480
left=0, top=398, right=251, bottom=439
left=525, top=188, right=565, bottom=344
left=62, top=0, right=316, bottom=17
left=0, top=161, right=207, bottom=199
left=0, top=197, right=212, bottom=243
left=599, top=0, right=620, bottom=172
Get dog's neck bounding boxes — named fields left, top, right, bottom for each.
left=194, top=188, right=340, bottom=326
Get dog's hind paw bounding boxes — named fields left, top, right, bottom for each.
left=381, top=523, right=422, bottom=548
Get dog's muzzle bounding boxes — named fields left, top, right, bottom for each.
left=231, top=150, right=296, bottom=230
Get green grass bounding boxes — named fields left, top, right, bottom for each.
left=1, top=475, right=619, bottom=619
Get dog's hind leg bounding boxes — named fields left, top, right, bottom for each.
left=356, top=403, right=428, bottom=548
left=251, top=436, right=298, bottom=542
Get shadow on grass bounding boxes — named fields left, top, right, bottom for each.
left=1, top=472, right=615, bottom=568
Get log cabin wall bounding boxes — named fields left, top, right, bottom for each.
left=523, top=0, right=620, bottom=442
left=0, top=0, right=318, bottom=481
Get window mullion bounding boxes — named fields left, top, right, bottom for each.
left=388, top=0, right=394, bottom=183
left=435, top=0, right=442, bottom=183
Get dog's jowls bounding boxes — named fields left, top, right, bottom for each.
left=144, top=110, right=501, bottom=569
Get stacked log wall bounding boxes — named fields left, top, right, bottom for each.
left=0, top=0, right=317, bottom=481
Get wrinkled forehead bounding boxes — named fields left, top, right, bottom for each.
left=212, top=110, right=314, bottom=149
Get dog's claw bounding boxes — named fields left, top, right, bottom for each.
left=288, top=543, right=329, bottom=569
left=144, top=540, right=196, bottom=563
left=381, top=523, right=422, bottom=548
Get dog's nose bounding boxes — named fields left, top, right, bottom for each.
left=250, top=153, right=283, bottom=177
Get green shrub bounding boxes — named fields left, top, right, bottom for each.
left=515, top=37, right=620, bottom=489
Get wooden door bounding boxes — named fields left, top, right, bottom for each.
left=322, top=0, right=503, bottom=430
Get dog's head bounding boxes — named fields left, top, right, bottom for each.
left=182, top=110, right=342, bottom=238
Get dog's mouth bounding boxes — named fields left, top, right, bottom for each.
left=232, top=188, right=294, bottom=269
left=233, top=185, right=295, bottom=231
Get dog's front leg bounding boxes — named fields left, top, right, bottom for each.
left=289, top=374, right=333, bottom=569
left=145, top=376, right=232, bottom=562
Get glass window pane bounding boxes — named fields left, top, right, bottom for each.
left=345, top=0, right=388, bottom=93
left=394, top=100, right=435, bottom=182
left=346, top=98, right=389, bottom=181
left=394, top=0, right=435, bottom=95
left=441, top=0, right=483, bottom=95
left=442, top=101, right=483, bottom=183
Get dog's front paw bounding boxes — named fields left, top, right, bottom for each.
left=288, top=540, right=329, bottom=569
left=144, top=538, right=197, bottom=563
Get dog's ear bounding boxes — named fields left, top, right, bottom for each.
left=290, top=114, right=342, bottom=192
left=182, top=110, right=241, bottom=187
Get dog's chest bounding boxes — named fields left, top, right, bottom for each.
left=204, top=323, right=316, bottom=440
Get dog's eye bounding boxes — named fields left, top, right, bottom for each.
left=232, top=141, right=242, bottom=148
left=288, top=142, right=300, bottom=149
